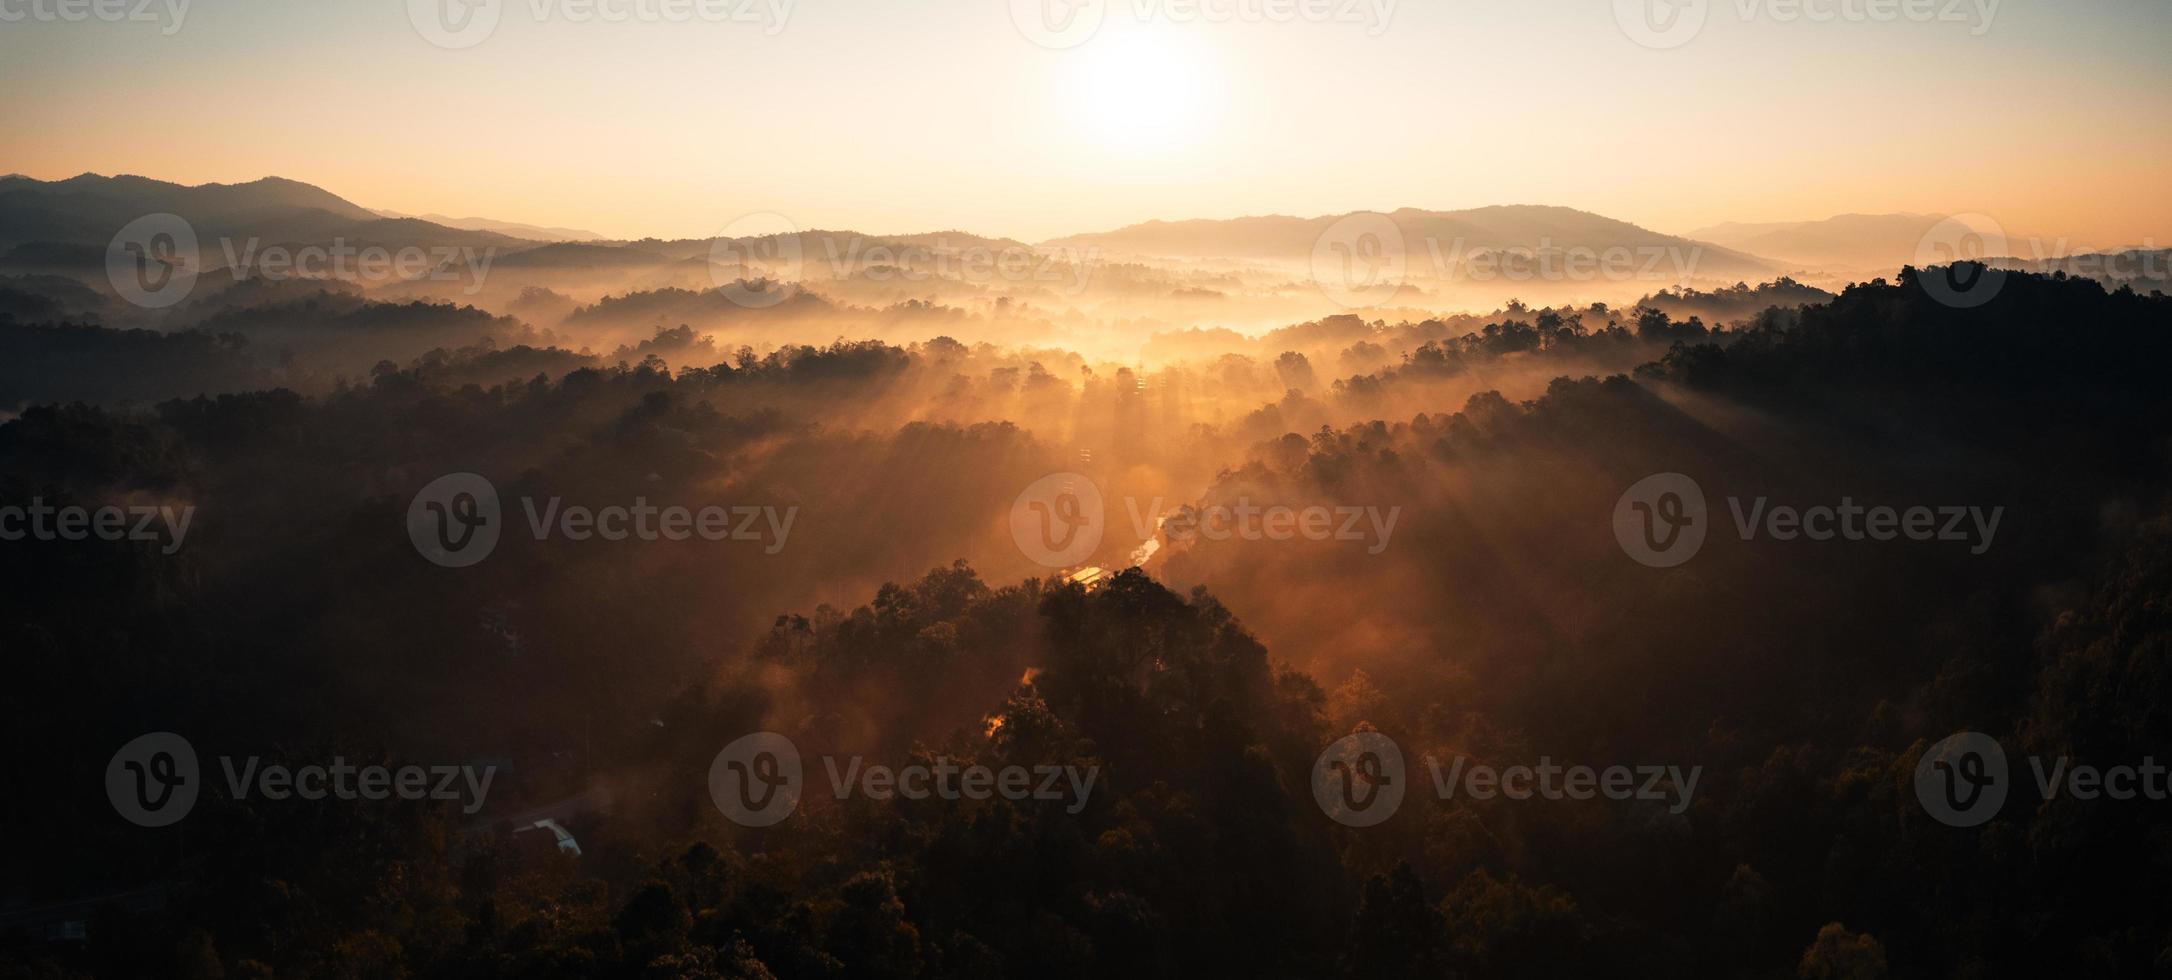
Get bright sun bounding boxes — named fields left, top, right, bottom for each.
left=1062, top=28, right=1220, bottom=161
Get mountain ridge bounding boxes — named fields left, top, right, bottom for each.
left=0, top=173, right=509, bottom=255
left=369, top=209, right=607, bottom=243
left=1045, top=204, right=1783, bottom=280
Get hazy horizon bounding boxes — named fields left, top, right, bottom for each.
left=4, top=0, right=2167, bottom=246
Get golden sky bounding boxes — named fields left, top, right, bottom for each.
left=2, top=0, right=2166, bottom=246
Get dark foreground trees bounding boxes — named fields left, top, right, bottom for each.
left=6, top=269, right=2172, bottom=977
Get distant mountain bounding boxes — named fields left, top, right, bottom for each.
left=0, top=272, right=116, bottom=321
left=494, top=242, right=674, bottom=269
left=0, top=173, right=508, bottom=257
left=613, top=230, right=1037, bottom=264
left=0, top=173, right=369, bottom=247
left=371, top=209, right=605, bottom=242
left=1684, top=213, right=1964, bottom=273
left=12, top=174, right=1857, bottom=296
left=3, top=172, right=377, bottom=220
left=862, top=230, right=1033, bottom=252
left=1047, top=205, right=1779, bottom=281
left=0, top=241, right=107, bottom=273
left=1987, top=248, right=2171, bottom=290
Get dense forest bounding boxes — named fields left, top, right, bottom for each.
left=5, top=266, right=2172, bottom=978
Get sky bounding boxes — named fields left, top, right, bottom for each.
left=1, top=0, right=2167, bottom=246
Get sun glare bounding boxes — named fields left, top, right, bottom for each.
left=1062, top=28, right=1221, bottom=162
